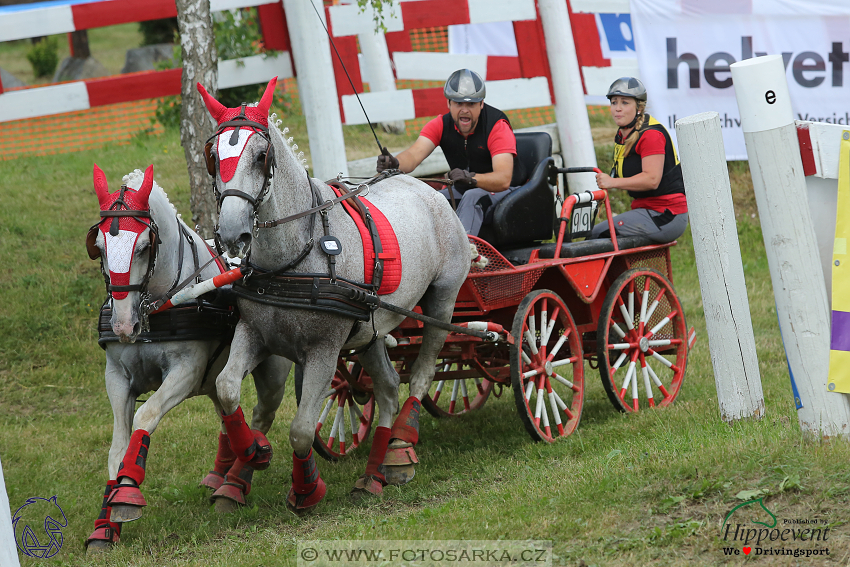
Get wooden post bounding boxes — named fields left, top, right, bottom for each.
left=282, top=0, right=349, bottom=180
left=675, top=112, right=765, bottom=422
left=358, top=27, right=404, bottom=134
left=731, top=54, right=850, bottom=438
left=0, top=456, right=20, bottom=567
left=537, top=0, right=597, bottom=194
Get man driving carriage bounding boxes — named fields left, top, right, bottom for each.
left=376, top=68, right=526, bottom=237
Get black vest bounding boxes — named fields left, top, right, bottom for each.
left=612, top=114, right=685, bottom=200
left=439, top=104, right=526, bottom=186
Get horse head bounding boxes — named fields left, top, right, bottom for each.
left=88, top=164, right=156, bottom=342
left=198, top=77, right=279, bottom=259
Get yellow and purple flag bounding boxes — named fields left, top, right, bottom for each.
left=828, top=130, right=850, bottom=393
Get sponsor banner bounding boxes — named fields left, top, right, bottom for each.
left=631, top=0, right=850, bottom=159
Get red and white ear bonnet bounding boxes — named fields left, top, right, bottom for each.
left=197, top=77, right=277, bottom=182
left=93, top=164, right=154, bottom=300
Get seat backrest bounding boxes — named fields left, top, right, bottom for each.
left=514, top=132, right=553, bottom=185
left=477, top=132, right=555, bottom=247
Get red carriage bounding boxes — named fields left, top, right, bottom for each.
left=310, top=132, right=697, bottom=457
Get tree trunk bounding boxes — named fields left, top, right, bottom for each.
left=70, top=30, right=90, bottom=59
left=175, top=0, right=218, bottom=238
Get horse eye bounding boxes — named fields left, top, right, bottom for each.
left=257, top=151, right=267, bottom=164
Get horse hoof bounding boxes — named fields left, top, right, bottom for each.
left=109, top=504, right=143, bottom=523
left=200, top=471, right=226, bottom=491
left=380, top=441, right=418, bottom=486
left=213, top=497, right=241, bottom=514
left=350, top=475, right=384, bottom=502
left=286, top=479, right=326, bottom=516
left=85, top=539, right=112, bottom=554
left=379, top=463, right=416, bottom=486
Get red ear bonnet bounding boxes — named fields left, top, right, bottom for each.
left=201, top=77, right=278, bottom=183
left=93, top=164, right=155, bottom=300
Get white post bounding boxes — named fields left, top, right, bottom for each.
left=537, top=0, right=597, bottom=194
left=731, top=55, right=850, bottom=438
left=0, top=456, right=20, bottom=567
left=358, top=28, right=405, bottom=134
left=282, top=0, right=349, bottom=180
left=675, top=112, right=765, bottom=422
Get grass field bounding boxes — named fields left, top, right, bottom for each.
left=1, top=103, right=849, bottom=567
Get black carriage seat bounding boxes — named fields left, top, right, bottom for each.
left=476, top=131, right=556, bottom=247
left=500, top=235, right=658, bottom=266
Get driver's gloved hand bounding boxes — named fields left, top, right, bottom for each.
left=377, top=148, right=400, bottom=173
left=449, top=168, right=477, bottom=191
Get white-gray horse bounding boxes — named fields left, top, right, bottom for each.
left=85, top=165, right=291, bottom=551
left=199, top=78, right=470, bottom=512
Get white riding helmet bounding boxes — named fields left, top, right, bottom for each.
left=444, top=69, right=486, bottom=103
left=606, top=77, right=647, bottom=102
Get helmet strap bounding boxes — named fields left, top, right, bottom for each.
left=624, top=111, right=641, bottom=130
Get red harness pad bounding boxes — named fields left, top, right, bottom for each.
left=331, top=187, right=401, bottom=295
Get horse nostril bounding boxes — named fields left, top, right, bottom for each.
left=133, top=322, right=141, bottom=336
left=238, top=233, right=252, bottom=251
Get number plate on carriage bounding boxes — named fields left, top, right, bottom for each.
left=571, top=200, right=598, bottom=236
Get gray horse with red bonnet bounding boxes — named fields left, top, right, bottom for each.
left=199, top=78, right=470, bottom=512
left=85, top=165, right=291, bottom=551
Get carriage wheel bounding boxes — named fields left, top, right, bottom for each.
left=510, top=290, right=584, bottom=442
left=597, top=268, right=688, bottom=413
left=294, top=363, right=375, bottom=461
left=421, top=347, right=499, bottom=417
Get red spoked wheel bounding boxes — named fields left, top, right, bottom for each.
left=510, top=290, right=584, bottom=442
left=295, top=363, right=374, bottom=461
left=597, top=268, right=688, bottom=413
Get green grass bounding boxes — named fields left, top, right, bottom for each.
left=2, top=112, right=849, bottom=567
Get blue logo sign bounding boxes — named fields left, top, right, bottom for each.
left=12, top=496, right=67, bottom=559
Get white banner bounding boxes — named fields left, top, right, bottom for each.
left=631, top=0, right=850, bottom=159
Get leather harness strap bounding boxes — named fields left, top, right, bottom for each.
left=327, top=180, right=385, bottom=293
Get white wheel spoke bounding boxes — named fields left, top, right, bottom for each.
left=534, top=384, right=545, bottom=420
left=521, top=350, right=532, bottom=365
left=649, top=316, right=672, bottom=336
left=552, top=389, right=568, bottom=411
left=650, top=350, right=674, bottom=368
left=539, top=307, right=547, bottom=346
left=552, top=373, right=574, bottom=389
left=460, top=378, right=469, bottom=398
left=350, top=398, right=365, bottom=421
left=551, top=357, right=575, bottom=369
left=451, top=379, right=460, bottom=402
left=610, top=343, right=631, bottom=350
left=611, top=352, right=628, bottom=372
left=628, top=290, right=635, bottom=326
left=642, top=361, right=654, bottom=401
left=327, top=408, right=340, bottom=443
left=549, top=332, right=568, bottom=359
left=523, top=368, right=539, bottom=379
left=524, top=329, right=539, bottom=355
left=349, top=401, right=359, bottom=438
left=647, top=339, right=672, bottom=348
left=335, top=405, right=346, bottom=443
left=540, top=392, right=551, bottom=429
left=646, top=361, right=664, bottom=387
left=525, top=380, right=534, bottom=401
left=435, top=380, right=446, bottom=394
left=318, top=397, right=334, bottom=428
left=619, top=301, right=635, bottom=330
left=548, top=391, right=562, bottom=426
left=528, top=312, right=537, bottom=348
left=631, top=362, right=639, bottom=401
left=620, top=360, right=636, bottom=391
left=645, top=289, right=666, bottom=322
left=639, top=289, right=649, bottom=325
left=611, top=322, right=627, bottom=339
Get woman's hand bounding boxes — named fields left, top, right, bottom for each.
left=596, top=171, right=617, bottom=190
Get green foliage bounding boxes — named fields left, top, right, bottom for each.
left=139, top=18, right=179, bottom=46
left=357, top=0, right=396, bottom=32
left=25, top=37, right=59, bottom=78
left=154, top=9, right=292, bottom=129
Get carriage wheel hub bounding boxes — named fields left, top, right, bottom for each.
left=544, top=361, right=554, bottom=376
left=639, top=337, right=649, bottom=352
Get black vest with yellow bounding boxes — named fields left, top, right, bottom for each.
left=439, top=103, right=526, bottom=186
left=612, top=114, right=685, bottom=200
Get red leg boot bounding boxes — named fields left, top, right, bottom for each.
left=382, top=397, right=421, bottom=486
left=108, top=430, right=150, bottom=523
left=85, top=480, right=122, bottom=553
left=221, top=406, right=272, bottom=470
left=286, top=449, right=326, bottom=514
left=210, top=458, right=255, bottom=511
left=201, top=432, right=236, bottom=491
left=351, top=426, right=391, bottom=500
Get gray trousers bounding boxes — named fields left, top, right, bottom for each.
left=439, top=186, right=514, bottom=237
left=590, top=207, right=688, bottom=243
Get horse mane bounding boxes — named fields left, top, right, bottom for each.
left=268, top=114, right=309, bottom=175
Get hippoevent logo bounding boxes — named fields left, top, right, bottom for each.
left=721, top=498, right=831, bottom=558
left=12, top=496, right=67, bottom=559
